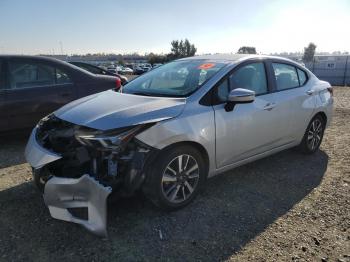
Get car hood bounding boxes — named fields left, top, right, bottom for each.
left=54, top=90, right=186, bottom=130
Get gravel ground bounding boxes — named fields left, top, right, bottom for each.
left=0, top=87, right=349, bottom=262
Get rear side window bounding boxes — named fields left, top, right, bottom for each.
left=272, top=63, right=299, bottom=90
left=8, top=61, right=55, bottom=89
left=56, top=68, right=72, bottom=84
left=297, top=68, right=307, bottom=85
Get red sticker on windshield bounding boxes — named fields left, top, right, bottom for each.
left=198, top=63, right=215, bottom=69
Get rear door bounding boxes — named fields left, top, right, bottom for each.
left=269, top=61, right=315, bottom=141
left=5, top=58, right=77, bottom=130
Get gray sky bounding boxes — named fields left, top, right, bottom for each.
left=0, top=0, right=349, bottom=55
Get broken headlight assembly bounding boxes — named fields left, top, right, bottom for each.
left=74, top=124, right=148, bottom=153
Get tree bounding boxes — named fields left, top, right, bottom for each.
left=118, top=59, right=125, bottom=66
left=147, top=53, right=168, bottom=65
left=302, top=42, right=317, bottom=62
left=169, top=39, right=197, bottom=60
left=237, top=46, right=257, bottom=54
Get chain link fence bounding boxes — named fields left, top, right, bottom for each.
left=305, top=55, right=349, bottom=86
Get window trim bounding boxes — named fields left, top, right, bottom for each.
left=268, top=59, right=309, bottom=93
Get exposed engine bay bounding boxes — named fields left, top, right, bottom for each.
left=26, top=114, right=158, bottom=236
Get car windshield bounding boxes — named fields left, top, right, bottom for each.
left=122, top=60, right=226, bottom=97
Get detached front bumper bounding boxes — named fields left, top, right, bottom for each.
left=44, top=175, right=112, bottom=237
left=25, top=127, right=112, bottom=237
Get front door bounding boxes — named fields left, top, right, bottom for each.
left=214, top=61, right=293, bottom=168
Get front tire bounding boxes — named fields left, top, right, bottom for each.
left=143, top=145, right=207, bottom=211
left=299, top=115, right=325, bottom=154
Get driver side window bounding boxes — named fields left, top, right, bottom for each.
left=216, top=62, right=268, bottom=102
left=229, top=62, right=267, bottom=95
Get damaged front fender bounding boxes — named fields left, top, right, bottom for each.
left=44, top=174, right=112, bottom=237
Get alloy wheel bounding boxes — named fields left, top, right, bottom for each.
left=307, top=118, right=323, bottom=151
left=161, top=154, right=200, bottom=204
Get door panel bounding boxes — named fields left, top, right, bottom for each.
left=0, top=91, right=8, bottom=132
left=214, top=93, right=292, bottom=168
left=7, top=84, right=75, bottom=130
left=271, top=85, right=315, bottom=141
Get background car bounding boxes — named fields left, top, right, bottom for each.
left=69, top=61, right=128, bottom=85
left=134, top=66, right=146, bottom=75
left=0, top=55, right=122, bottom=133
left=106, top=67, right=117, bottom=74
left=152, top=63, right=163, bottom=69
left=119, top=66, right=133, bottom=75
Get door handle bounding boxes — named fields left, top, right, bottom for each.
left=306, top=90, right=314, bottom=95
left=263, top=102, right=276, bottom=111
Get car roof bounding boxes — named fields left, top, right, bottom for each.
left=179, top=54, right=297, bottom=64
left=0, top=55, right=70, bottom=65
left=0, top=55, right=96, bottom=75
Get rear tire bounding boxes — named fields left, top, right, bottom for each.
left=142, top=145, right=207, bottom=211
left=299, top=115, right=325, bottom=154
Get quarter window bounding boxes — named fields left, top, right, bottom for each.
left=8, top=61, right=55, bottom=89
left=56, top=68, right=72, bottom=84
left=272, top=63, right=299, bottom=90
left=297, top=68, right=307, bottom=85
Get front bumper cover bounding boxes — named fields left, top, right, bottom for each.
left=25, top=127, right=113, bottom=237
left=44, top=174, right=112, bottom=237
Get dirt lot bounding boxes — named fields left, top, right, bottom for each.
left=0, top=87, right=349, bottom=262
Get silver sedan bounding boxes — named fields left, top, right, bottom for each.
left=25, top=54, right=333, bottom=235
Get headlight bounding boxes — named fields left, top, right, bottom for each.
left=75, top=125, right=147, bottom=152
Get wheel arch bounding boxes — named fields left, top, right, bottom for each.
left=313, top=111, right=327, bottom=125
left=151, top=141, right=210, bottom=176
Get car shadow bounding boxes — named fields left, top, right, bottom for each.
left=0, top=149, right=328, bottom=261
left=0, top=132, right=29, bottom=168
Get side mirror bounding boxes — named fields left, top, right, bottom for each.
left=225, top=88, right=255, bottom=112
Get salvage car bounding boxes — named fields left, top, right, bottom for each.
left=0, top=55, right=122, bottom=133
left=24, top=54, right=333, bottom=236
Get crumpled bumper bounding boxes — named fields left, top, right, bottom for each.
left=44, top=175, right=112, bottom=237
left=25, top=127, right=113, bottom=237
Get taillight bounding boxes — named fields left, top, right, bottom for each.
left=115, top=77, right=122, bottom=90
left=327, top=87, right=333, bottom=97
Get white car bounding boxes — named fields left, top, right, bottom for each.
left=120, top=67, right=133, bottom=74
